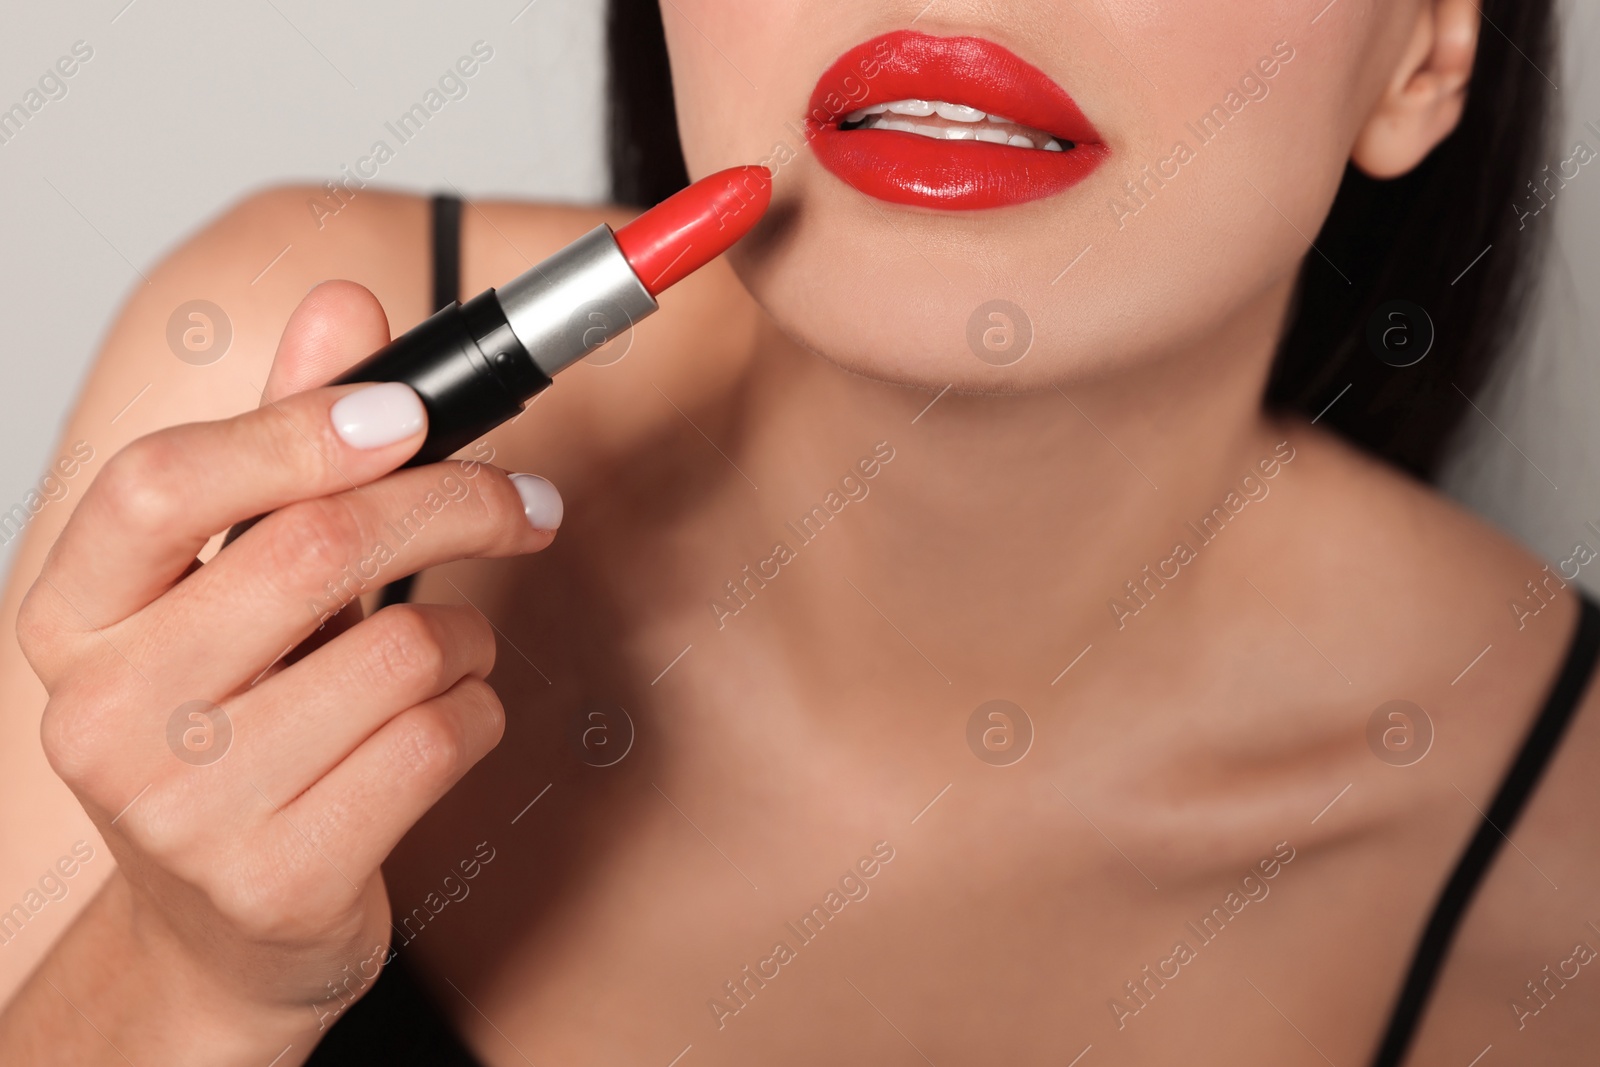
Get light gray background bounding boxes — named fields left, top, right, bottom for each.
left=0, top=0, right=1595, bottom=585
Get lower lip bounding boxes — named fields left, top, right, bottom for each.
left=810, top=129, right=1109, bottom=210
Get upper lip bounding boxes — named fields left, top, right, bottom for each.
left=806, top=30, right=1102, bottom=147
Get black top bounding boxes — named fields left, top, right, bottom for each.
left=307, top=196, right=1600, bottom=1065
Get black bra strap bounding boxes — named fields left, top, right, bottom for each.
left=1371, top=593, right=1600, bottom=1065
left=375, top=194, right=463, bottom=612
left=430, top=194, right=463, bottom=318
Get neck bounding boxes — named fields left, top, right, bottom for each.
left=714, top=276, right=1298, bottom=687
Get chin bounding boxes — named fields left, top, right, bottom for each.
left=722, top=159, right=1298, bottom=398
left=667, top=11, right=1366, bottom=398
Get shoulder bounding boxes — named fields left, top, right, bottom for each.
left=1200, top=422, right=1600, bottom=1012
left=1262, top=419, right=1596, bottom=842
left=62, top=184, right=433, bottom=438
left=1273, top=421, right=1579, bottom=695
left=1318, top=427, right=1600, bottom=1046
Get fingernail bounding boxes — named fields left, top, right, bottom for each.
left=509, top=474, right=563, bottom=531
left=331, top=383, right=425, bottom=449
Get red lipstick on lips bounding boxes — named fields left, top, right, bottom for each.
left=806, top=31, right=1108, bottom=210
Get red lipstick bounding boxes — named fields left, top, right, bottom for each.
left=806, top=31, right=1107, bottom=210
left=330, top=165, right=771, bottom=466
left=615, top=165, right=771, bottom=295
left=221, top=166, right=771, bottom=549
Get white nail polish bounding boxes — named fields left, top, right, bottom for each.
left=331, top=383, right=426, bottom=449
left=509, top=473, right=563, bottom=531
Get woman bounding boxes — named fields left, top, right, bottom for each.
left=0, top=0, right=1588, bottom=1062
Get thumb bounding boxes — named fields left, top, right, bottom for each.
left=262, top=280, right=393, bottom=404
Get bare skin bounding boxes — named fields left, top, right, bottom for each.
left=1, top=1, right=1598, bottom=1064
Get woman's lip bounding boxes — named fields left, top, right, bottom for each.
left=805, top=30, right=1108, bottom=211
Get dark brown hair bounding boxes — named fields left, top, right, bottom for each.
left=605, top=0, right=1557, bottom=481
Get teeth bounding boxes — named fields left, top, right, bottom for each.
left=839, top=98, right=1070, bottom=151
left=933, top=102, right=985, bottom=122
left=844, top=99, right=978, bottom=124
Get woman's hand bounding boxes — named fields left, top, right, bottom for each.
left=5, top=282, right=562, bottom=1063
